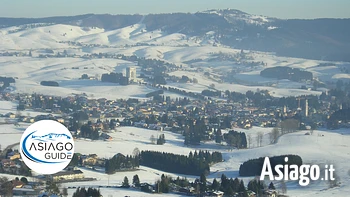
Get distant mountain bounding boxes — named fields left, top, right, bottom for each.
left=1, top=9, right=350, bottom=62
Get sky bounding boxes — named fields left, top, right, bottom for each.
left=1, top=0, right=350, bottom=19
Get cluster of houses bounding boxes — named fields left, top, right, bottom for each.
left=4, top=178, right=42, bottom=197
left=0, top=150, right=23, bottom=175
left=140, top=183, right=279, bottom=197
left=0, top=88, right=330, bottom=138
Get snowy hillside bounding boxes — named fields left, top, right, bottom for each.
left=1, top=122, right=348, bottom=197
left=1, top=27, right=349, bottom=99
left=201, top=8, right=274, bottom=26
left=0, top=11, right=349, bottom=197
left=0, top=23, right=216, bottom=50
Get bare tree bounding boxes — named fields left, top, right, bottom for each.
left=280, top=180, right=287, bottom=194
left=328, top=172, right=341, bottom=188
left=95, top=74, right=100, bottom=80
left=16, top=110, right=21, bottom=118
left=310, top=129, right=314, bottom=135
left=257, top=132, right=263, bottom=147
left=271, top=127, right=280, bottom=143
left=280, top=119, right=299, bottom=134
left=268, top=132, right=274, bottom=144
left=150, top=135, right=156, bottom=144
left=61, top=187, right=68, bottom=197
left=132, top=147, right=140, bottom=157
left=0, top=176, right=12, bottom=196
left=247, top=134, right=252, bottom=148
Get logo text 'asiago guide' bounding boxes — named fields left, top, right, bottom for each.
left=20, top=120, right=74, bottom=174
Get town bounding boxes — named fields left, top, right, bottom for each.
left=0, top=4, right=349, bottom=196
left=0, top=71, right=348, bottom=196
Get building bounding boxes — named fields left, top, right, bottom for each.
left=305, top=99, right=309, bottom=117
left=263, top=190, right=278, bottom=197
left=9, top=153, right=21, bottom=160
left=1, top=159, right=16, bottom=168
left=126, top=67, right=137, bottom=82
left=50, top=170, right=84, bottom=182
left=12, top=185, right=40, bottom=196
left=140, top=183, right=155, bottom=193
left=209, top=191, right=224, bottom=197
left=178, top=187, right=195, bottom=195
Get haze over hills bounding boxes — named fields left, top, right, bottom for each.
left=1, top=7, right=350, bottom=197
left=1, top=9, right=350, bottom=62
left=1, top=8, right=350, bottom=100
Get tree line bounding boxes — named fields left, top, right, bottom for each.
left=40, top=81, right=59, bottom=87
left=157, top=173, right=253, bottom=197
left=72, top=187, right=101, bottom=197
left=223, top=130, right=248, bottom=149
left=239, top=154, right=303, bottom=176
left=145, top=90, right=164, bottom=98
left=327, top=108, right=350, bottom=129
left=79, top=124, right=100, bottom=140
left=0, top=76, right=15, bottom=91
left=260, top=66, right=313, bottom=82
left=101, top=72, right=129, bottom=85
left=105, top=154, right=139, bottom=174
left=140, top=150, right=222, bottom=176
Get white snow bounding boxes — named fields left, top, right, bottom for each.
left=0, top=22, right=349, bottom=197
left=0, top=123, right=349, bottom=197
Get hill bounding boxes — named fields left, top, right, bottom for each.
left=1, top=9, right=350, bottom=62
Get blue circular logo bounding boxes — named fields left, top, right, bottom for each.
left=20, top=120, right=74, bottom=174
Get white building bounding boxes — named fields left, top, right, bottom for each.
left=50, top=170, right=84, bottom=182
left=126, top=67, right=137, bottom=82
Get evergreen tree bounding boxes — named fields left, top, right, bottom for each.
left=189, top=151, right=193, bottom=159
left=247, top=179, right=265, bottom=196
left=239, top=180, right=246, bottom=193
left=232, top=178, right=240, bottom=192
left=212, top=178, right=220, bottom=191
left=156, top=174, right=170, bottom=193
left=268, top=182, right=276, bottom=190
left=122, top=176, right=130, bottom=188
left=133, top=175, right=141, bottom=187
left=220, top=174, right=229, bottom=192
left=157, top=134, right=166, bottom=145
left=72, top=187, right=100, bottom=197
left=69, top=153, right=79, bottom=166
left=215, top=129, right=222, bottom=143
left=199, top=173, right=207, bottom=193
left=225, top=186, right=234, bottom=196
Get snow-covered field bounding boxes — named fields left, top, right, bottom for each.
left=0, top=123, right=349, bottom=197
left=1, top=24, right=350, bottom=99
left=73, top=128, right=350, bottom=197
left=1, top=23, right=350, bottom=196
left=0, top=54, right=330, bottom=99
left=210, top=129, right=350, bottom=197
left=0, top=124, right=24, bottom=148
left=0, top=100, right=52, bottom=117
